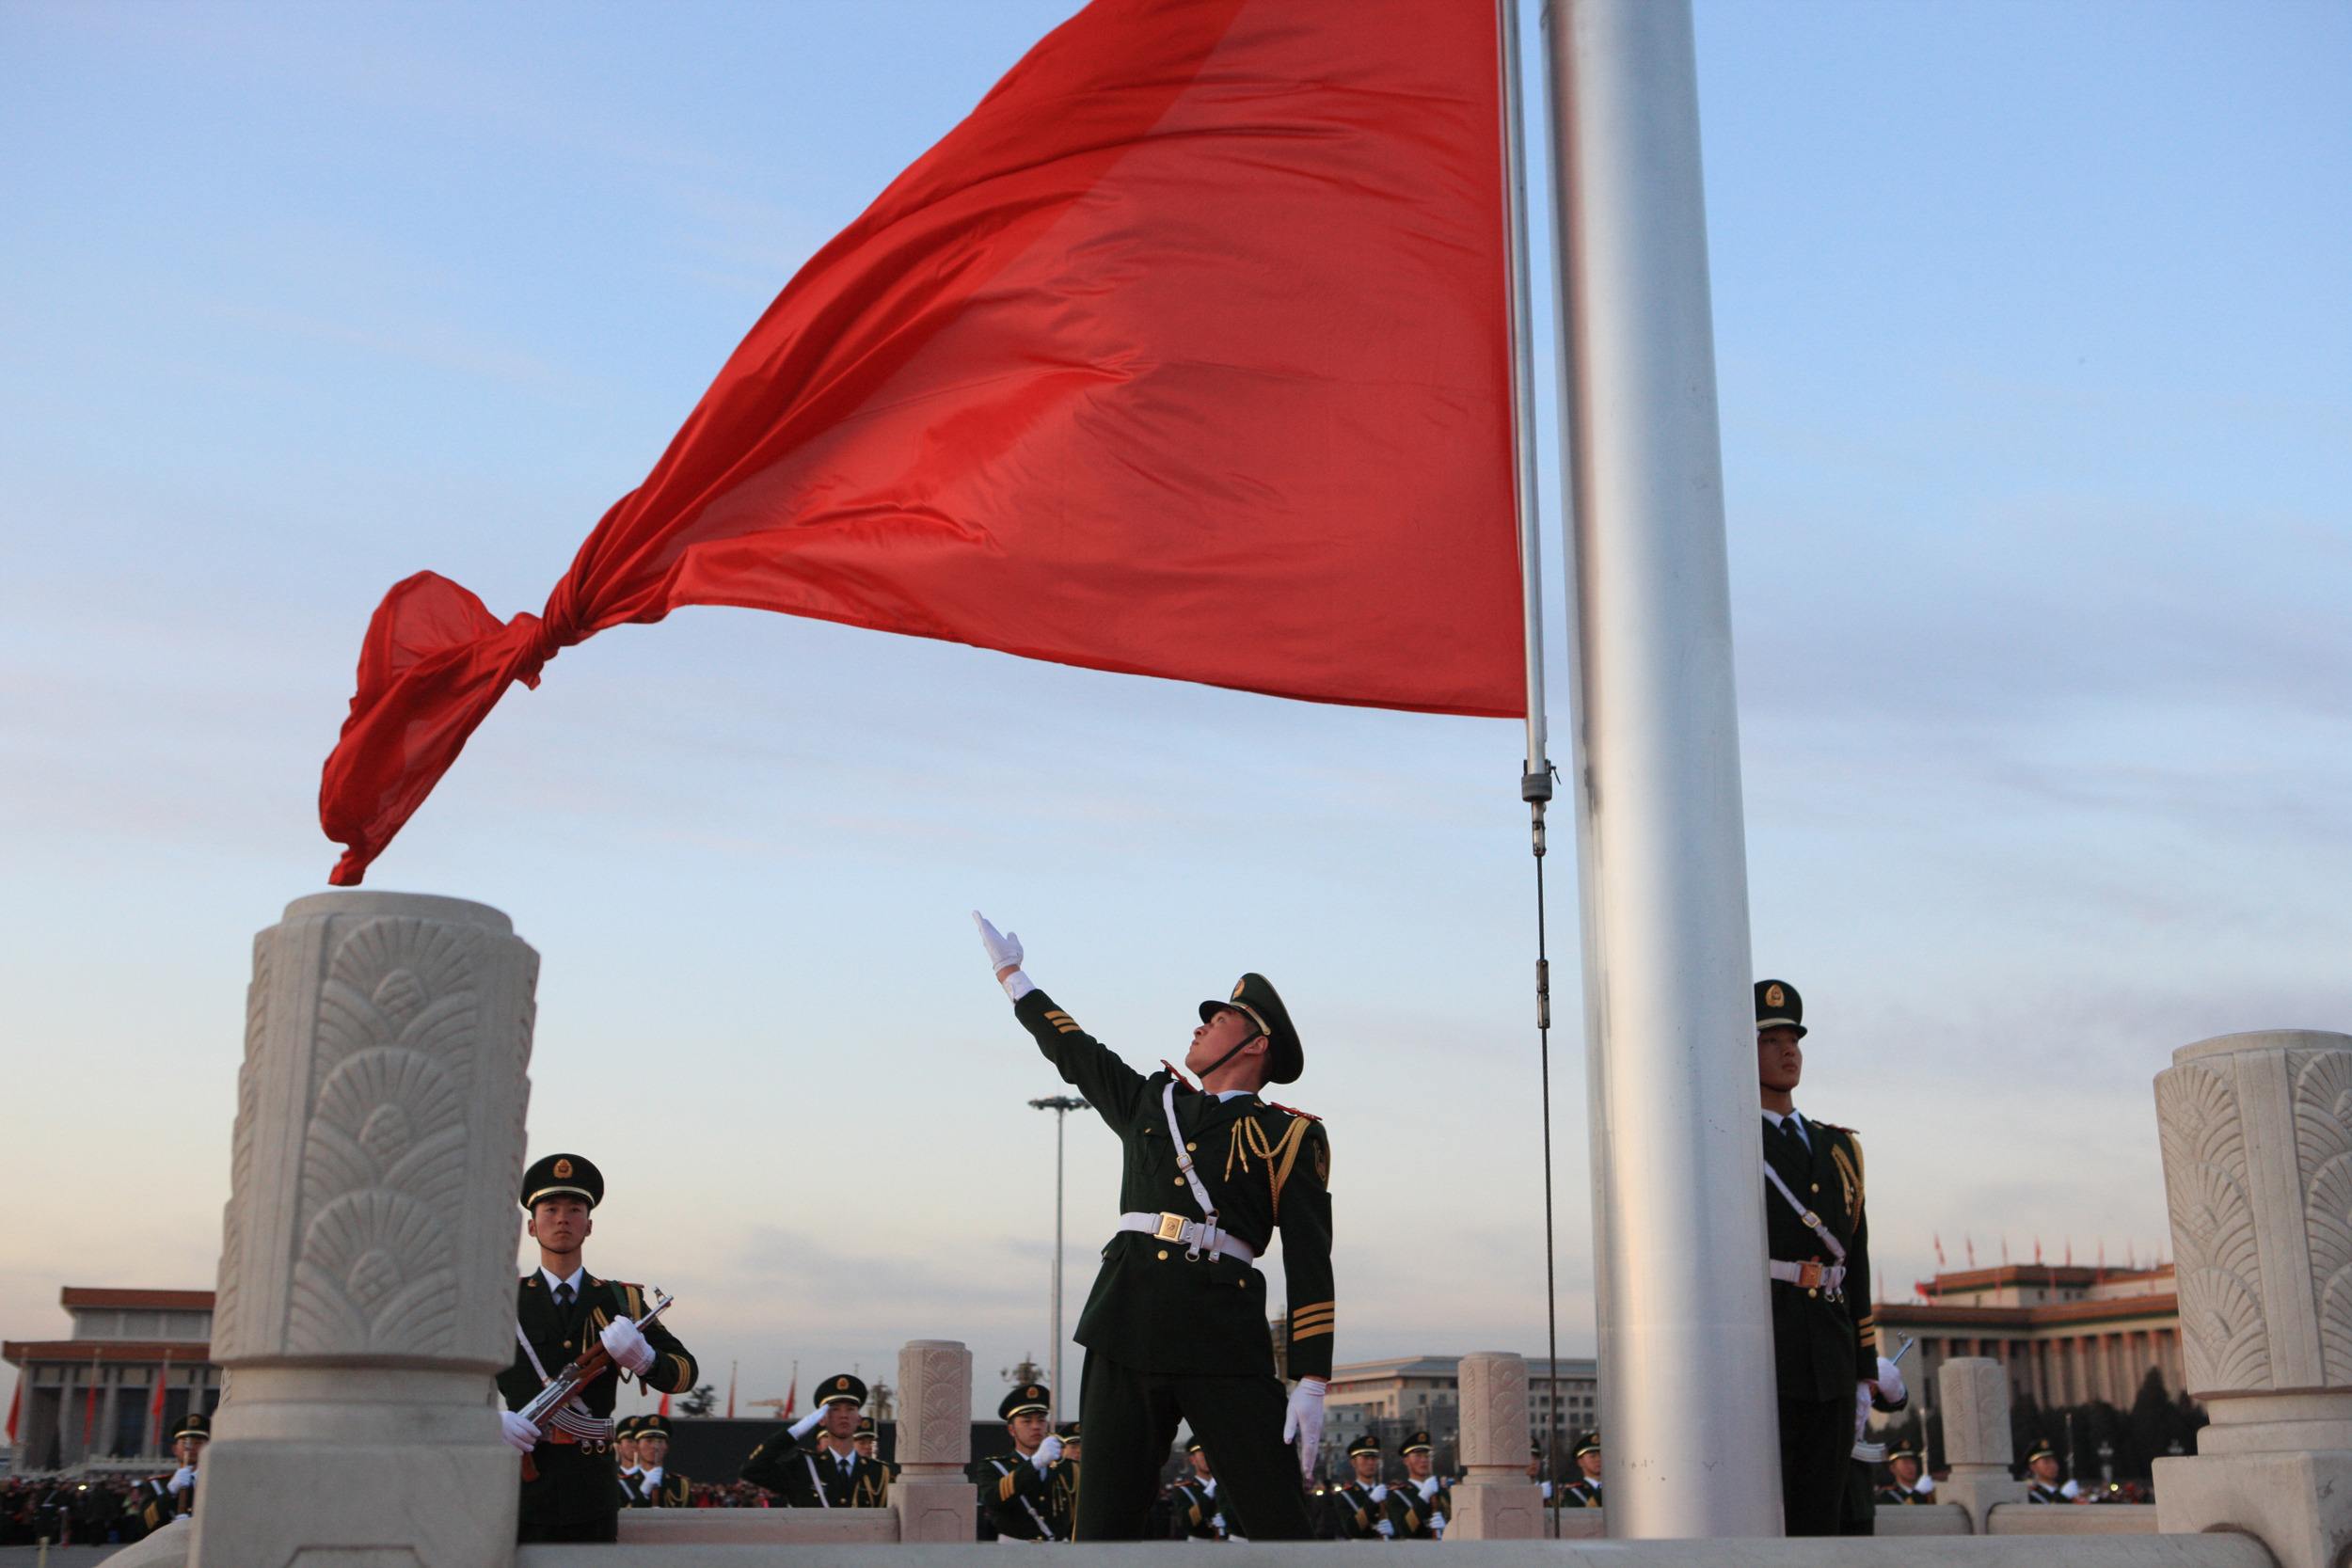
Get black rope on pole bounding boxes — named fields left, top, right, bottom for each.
left=1523, top=766, right=1561, bottom=1538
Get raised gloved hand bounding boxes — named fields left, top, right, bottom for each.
left=600, top=1316, right=656, bottom=1376
left=788, top=1407, right=826, bottom=1441
left=1431, top=1512, right=1448, bottom=1534
left=1368, top=1483, right=1389, bottom=1503
left=1034, top=1433, right=1063, bottom=1471
left=500, top=1410, right=543, bottom=1453
left=1375, top=1520, right=1396, bottom=1539
left=167, top=1465, right=197, bottom=1493
left=973, top=911, right=1024, bottom=974
left=1417, top=1475, right=1442, bottom=1502
left=1872, top=1354, right=1908, bottom=1408
left=1280, top=1378, right=1326, bottom=1480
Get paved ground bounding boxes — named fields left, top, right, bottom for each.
left=0, top=1550, right=123, bottom=1565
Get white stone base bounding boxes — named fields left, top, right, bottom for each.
left=2156, top=1449, right=2352, bottom=1568
left=1445, top=1479, right=1545, bottom=1540
left=188, top=1435, right=518, bottom=1568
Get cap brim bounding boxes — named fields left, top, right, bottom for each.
left=1755, top=1018, right=1807, bottom=1037
left=524, top=1184, right=598, bottom=1209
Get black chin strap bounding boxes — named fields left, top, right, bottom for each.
left=1196, top=1030, right=1266, bottom=1085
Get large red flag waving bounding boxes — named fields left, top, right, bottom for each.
left=322, top=0, right=1521, bottom=884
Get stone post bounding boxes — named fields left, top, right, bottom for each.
left=193, top=893, right=537, bottom=1568
left=1933, top=1357, right=2022, bottom=1532
left=892, top=1338, right=977, bottom=1542
left=1446, top=1352, right=1543, bottom=1539
left=2153, top=1030, right=2352, bottom=1568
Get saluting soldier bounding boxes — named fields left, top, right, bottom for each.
left=496, top=1152, right=701, bottom=1544
left=974, top=914, right=1335, bottom=1542
left=1756, top=981, right=1880, bottom=1536
left=1876, top=1440, right=1932, bottom=1506
left=1382, top=1432, right=1446, bottom=1539
left=1561, top=1431, right=1603, bottom=1508
left=127, top=1412, right=209, bottom=1532
left=1168, top=1435, right=1226, bottom=1540
left=1327, top=1433, right=1394, bottom=1539
left=746, top=1374, right=892, bottom=1507
left=972, top=1384, right=1069, bottom=1541
left=632, top=1414, right=691, bottom=1507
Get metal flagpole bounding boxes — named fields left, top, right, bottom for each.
left=1541, top=0, right=1781, bottom=1537
left=1495, top=0, right=1564, bottom=1537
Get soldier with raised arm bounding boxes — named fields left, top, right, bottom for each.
left=973, top=912, right=1334, bottom=1542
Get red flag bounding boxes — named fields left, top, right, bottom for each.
left=5, top=1377, right=18, bottom=1444
left=658, top=1391, right=671, bottom=1418
left=83, top=1352, right=100, bottom=1457
left=320, top=0, right=1519, bottom=885
left=784, top=1368, right=798, bottom=1420
left=150, top=1349, right=170, bottom=1453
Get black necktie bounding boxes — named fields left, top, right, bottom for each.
left=554, top=1281, right=575, bottom=1310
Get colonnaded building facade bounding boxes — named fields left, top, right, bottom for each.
left=3, top=1288, right=222, bottom=1474
left=1876, top=1262, right=2183, bottom=1429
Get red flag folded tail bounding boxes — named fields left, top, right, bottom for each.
left=321, top=0, right=1522, bottom=884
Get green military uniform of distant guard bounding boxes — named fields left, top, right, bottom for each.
left=1756, top=981, right=1878, bottom=1537
left=1382, top=1430, right=1448, bottom=1539
left=1561, top=1430, right=1604, bottom=1508
left=497, top=1152, right=700, bottom=1544
left=1326, top=1433, right=1392, bottom=1539
left=970, top=1384, right=1069, bottom=1540
left=127, top=1412, right=209, bottom=1533
left=631, top=1413, right=691, bottom=1507
left=745, top=1373, right=892, bottom=1507
left=975, top=913, right=1334, bottom=1542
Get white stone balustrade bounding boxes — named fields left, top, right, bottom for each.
left=1932, top=1356, right=2023, bottom=1531
left=193, top=892, right=538, bottom=1568
left=892, top=1338, right=977, bottom=1542
left=2153, top=1029, right=2352, bottom=1568
left=1447, top=1352, right=1544, bottom=1539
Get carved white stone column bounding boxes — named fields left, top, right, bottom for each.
left=2153, top=1030, right=2352, bottom=1568
left=1445, top=1352, right=1543, bottom=1539
left=1934, top=1357, right=2022, bottom=1531
left=892, top=1338, right=976, bottom=1542
left=193, top=893, right=537, bottom=1568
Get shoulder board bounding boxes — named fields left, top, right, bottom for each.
left=1813, top=1120, right=1857, bottom=1139
left=1263, top=1100, right=1322, bottom=1122
left=1156, top=1062, right=1199, bottom=1092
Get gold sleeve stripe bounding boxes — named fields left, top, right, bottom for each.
left=1044, top=1009, right=1072, bottom=1021
left=999, top=1476, right=1017, bottom=1501
left=1292, top=1310, right=1336, bottom=1330
left=1291, top=1321, right=1333, bottom=1339
left=668, top=1354, right=691, bottom=1388
left=1292, top=1299, right=1334, bottom=1314
left=1057, top=1023, right=1082, bottom=1035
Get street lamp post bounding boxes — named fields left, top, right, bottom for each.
left=1029, top=1095, right=1088, bottom=1418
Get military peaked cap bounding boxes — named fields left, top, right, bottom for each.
left=1057, top=1421, right=1081, bottom=1440
left=616, top=1415, right=641, bottom=1438
left=521, top=1151, right=604, bottom=1210
left=1401, top=1430, right=1434, bottom=1455
left=172, top=1412, right=211, bottom=1443
left=1184, top=1433, right=1207, bottom=1455
left=639, top=1413, right=672, bottom=1441
left=998, top=1383, right=1050, bottom=1421
left=854, top=1415, right=879, bottom=1438
left=1199, top=972, right=1302, bottom=1084
left=1755, top=979, right=1806, bottom=1037
left=1348, top=1433, right=1382, bottom=1457
left=1573, top=1430, right=1602, bottom=1459
left=2024, top=1437, right=2058, bottom=1465
left=818, top=1372, right=867, bottom=1408
left=1887, top=1439, right=1921, bottom=1462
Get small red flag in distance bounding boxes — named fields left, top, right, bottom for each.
left=320, top=0, right=1520, bottom=884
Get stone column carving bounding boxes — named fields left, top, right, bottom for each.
left=892, top=1338, right=976, bottom=1542
left=1934, top=1356, right=2021, bottom=1531
left=2153, top=1030, right=2352, bottom=1568
left=1446, top=1352, right=1543, bottom=1539
left=192, top=892, right=537, bottom=1568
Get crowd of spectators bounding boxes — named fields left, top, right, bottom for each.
left=0, top=1473, right=153, bottom=1545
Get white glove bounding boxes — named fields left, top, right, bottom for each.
left=1375, top=1520, right=1395, bottom=1539
left=1280, top=1379, right=1326, bottom=1480
left=1431, top=1512, right=1448, bottom=1533
left=1417, top=1475, right=1441, bottom=1502
left=500, top=1411, right=542, bottom=1453
left=1033, top=1434, right=1063, bottom=1470
left=1873, top=1354, right=1908, bottom=1408
left=1210, top=1513, right=1226, bottom=1532
left=1368, top=1483, right=1389, bottom=1503
left=167, top=1465, right=197, bottom=1493
left=788, top=1407, right=826, bottom=1441
left=600, top=1316, right=656, bottom=1376
left=1854, top=1381, right=1874, bottom=1442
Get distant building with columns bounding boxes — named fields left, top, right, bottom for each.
left=1874, top=1262, right=2181, bottom=1425
left=3, top=1288, right=220, bottom=1473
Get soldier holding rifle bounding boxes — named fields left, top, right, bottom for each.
left=973, top=913, right=1335, bottom=1542
left=496, top=1152, right=699, bottom=1543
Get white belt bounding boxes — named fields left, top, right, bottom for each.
left=1117, top=1212, right=1257, bottom=1263
left=1768, top=1259, right=1846, bottom=1296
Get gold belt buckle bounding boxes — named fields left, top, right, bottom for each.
left=1155, top=1212, right=1187, bottom=1243
left=1796, top=1260, right=1823, bottom=1289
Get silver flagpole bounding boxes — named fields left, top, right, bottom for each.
left=1541, top=0, right=1780, bottom=1537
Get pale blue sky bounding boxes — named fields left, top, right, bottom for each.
left=2, top=0, right=2345, bottom=1426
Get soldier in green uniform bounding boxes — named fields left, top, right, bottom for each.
left=496, top=1152, right=701, bottom=1544
left=1047, top=1421, right=1080, bottom=1527
left=1167, top=1435, right=1226, bottom=1540
left=854, top=1416, right=898, bottom=1505
left=746, top=1374, right=892, bottom=1507
left=127, top=1412, right=208, bottom=1532
left=2024, top=1439, right=2082, bottom=1503
left=971, top=1384, right=1068, bottom=1540
left=614, top=1416, right=645, bottom=1506
left=1561, top=1431, right=1603, bottom=1508
left=1756, top=981, right=1879, bottom=1537
left=974, top=913, right=1334, bottom=1542
left=634, top=1414, right=691, bottom=1507
left=1876, top=1440, right=1931, bottom=1506
left=1382, top=1431, right=1447, bottom=1539
left=1327, top=1433, right=1394, bottom=1538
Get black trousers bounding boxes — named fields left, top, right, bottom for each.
left=1776, top=1396, right=1851, bottom=1536
left=1837, top=1457, right=1877, bottom=1535
left=516, top=1443, right=621, bottom=1544
left=1074, top=1350, right=1313, bottom=1542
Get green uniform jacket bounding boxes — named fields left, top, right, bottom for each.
left=745, top=1441, right=892, bottom=1507
left=497, top=1273, right=699, bottom=1533
left=1014, top=989, right=1336, bottom=1378
left=971, top=1449, right=1065, bottom=1540
left=1561, top=1479, right=1602, bottom=1509
left=631, top=1470, right=691, bottom=1507
left=1384, top=1479, right=1448, bottom=1539
left=1876, top=1481, right=1929, bottom=1505
left=1763, top=1117, right=1876, bottom=1404
left=1326, top=1480, right=1387, bottom=1538
left=1168, top=1475, right=1224, bottom=1539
